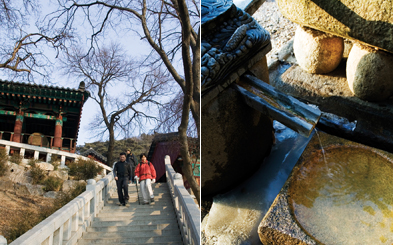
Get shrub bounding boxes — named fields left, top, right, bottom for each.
left=50, top=154, right=60, bottom=170
left=30, top=160, right=46, bottom=185
left=43, top=176, right=63, bottom=191
left=0, top=148, right=9, bottom=177
left=9, top=153, right=23, bottom=165
left=68, top=158, right=103, bottom=180
left=55, top=182, right=86, bottom=207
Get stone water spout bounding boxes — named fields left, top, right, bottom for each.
left=202, top=0, right=321, bottom=137
left=202, top=0, right=321, bottom=196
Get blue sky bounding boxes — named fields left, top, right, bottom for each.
left=0, top=0, right=177, bottom=145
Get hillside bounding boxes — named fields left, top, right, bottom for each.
left=76, top=133, right=155, bottom=164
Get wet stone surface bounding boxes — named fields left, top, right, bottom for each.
left=259, top=131, right=393, bottom=245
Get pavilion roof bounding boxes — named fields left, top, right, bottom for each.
left=0, top=80, right=90, bottom=105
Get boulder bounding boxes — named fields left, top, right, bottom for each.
left=16, top=183, right=45, bottom=196
left=62, top=180, right=84, bottom=192
left=293, top=26, right=343, bottom=74
left=347, top=43, right=393, bottom=101
left=276, top=0, right=393, bottom=53
left=44, top=191, right=63, bottom=199
left=202, top=86, right=273, bottom=196
left=8, top=162, right=33, bottom=184
left=36, top=162, right=54, bottom=171
left=49, top=170, right=68, bottom=181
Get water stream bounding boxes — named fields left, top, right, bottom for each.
left=203, top=121, right=313, bottom=244
left=314, top=128, right=332, bottom=178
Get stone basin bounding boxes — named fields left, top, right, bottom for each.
left=259, top=131, right=393, bottom=245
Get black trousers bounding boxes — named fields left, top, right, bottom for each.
left=116, top=177, right=129, bottom=204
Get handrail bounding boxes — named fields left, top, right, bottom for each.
left=0, top=139, right=112, bottom=173
left=7, top=173, right=116, bottom=245
left=165, top=155, right=200, bottom=245
left=0, top=131, right=77, bottom=152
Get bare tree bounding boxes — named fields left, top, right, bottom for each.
left=49, top=0, right=201, bottom=204
left=62, top=43, right=170, bottom=165
left=0, top=0, right=71, bottom=82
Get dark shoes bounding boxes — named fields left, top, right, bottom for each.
left=143, top=202, right=149, bottom=205
left=150, top=197, right=154, bottom=203
left=118, top=203, right=126, bottom=206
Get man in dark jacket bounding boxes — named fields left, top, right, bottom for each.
left=126, top=149, right=138, bottom=183
left=113, top=152, right=132, bottom=206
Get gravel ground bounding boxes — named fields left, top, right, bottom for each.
left=252, top=0, right=297, bottom=64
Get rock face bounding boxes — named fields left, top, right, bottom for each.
left=201, top=86, right=273, bottom=196
left=44, top=191, right=63, bottom=199
left=293, top=26, right=344, bottom=74
left=8, top=162, right=33, bottom=184
left=62, top=180, right=85, bottom=192
left=276, top=0, right=393, bottom=53
left=347, top=43, right=393, bottom=101
left=49, top=170, right=68, bottom=181
left=36, top=162, right=54, bottom=171
left=13, top=183, right=45, bottom=196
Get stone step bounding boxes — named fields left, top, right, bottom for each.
left=116, top=192, right=170, bottom=197
left=97, top=210, right=173, bottom=217
left=91, top=218, right=177, bottom=227
left=93, top=214, right=173, bottom=222
left=108, top=195, right=172, bottom=201
left=102, top=205, right=172, bottom=211
left=105, top=201, right=173, bottom=206
left=81, top=229, right=181, bottom=239
left=77, top=236, right=183, bottom=245
left=86, top=223, right=178, bottom=232
left=78, top=241, right=183, bottom=245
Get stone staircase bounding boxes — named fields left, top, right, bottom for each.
left=77, top=183, right=184, bottom=245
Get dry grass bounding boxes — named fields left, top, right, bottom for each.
left=2, top=182, right=86, bottom=243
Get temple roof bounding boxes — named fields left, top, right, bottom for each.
left=81, top=148, right=108, bottom=164
left=0, top=80, right=90, bottom=105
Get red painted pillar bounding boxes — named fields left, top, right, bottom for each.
left=53, top=115, right=63, bottom=148
left=13, top=111, right=24, bottom=143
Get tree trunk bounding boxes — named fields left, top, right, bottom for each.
left=107, top=127, right=116, bottom=167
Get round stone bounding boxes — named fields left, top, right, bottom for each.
left=201, top=86, right=273, bottom=196
left=294, top=26, right=344, bottom=74
left=347, top=43, right=393, bottom=101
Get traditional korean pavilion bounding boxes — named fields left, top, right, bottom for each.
left=0, top=80, right=89, bottom=153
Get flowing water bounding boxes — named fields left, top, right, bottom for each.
left=289, top=145, right=393, bottom=245
left=314, top=129, right=332, bottom=178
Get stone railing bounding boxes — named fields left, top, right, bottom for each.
left=1, top=174, right=116, bottom=245
left=0, top=139, right=112, bottom=174
left=165, top=155, right=200, bottom=245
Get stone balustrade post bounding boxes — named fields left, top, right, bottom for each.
left=87, top=179, right=97, bottom=217
left=174, top=173, right=183, bottom=186
left=0, top=236, right=7, bottom=245
left=20, top=148, right=25, bottom=158
left=46, top=153, right=52, bottom=163
left=34, top=150, right=39, bottom=160
left=60, top=155, right=66, bottom=167
left=4, top=145, right=10, bottom=155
